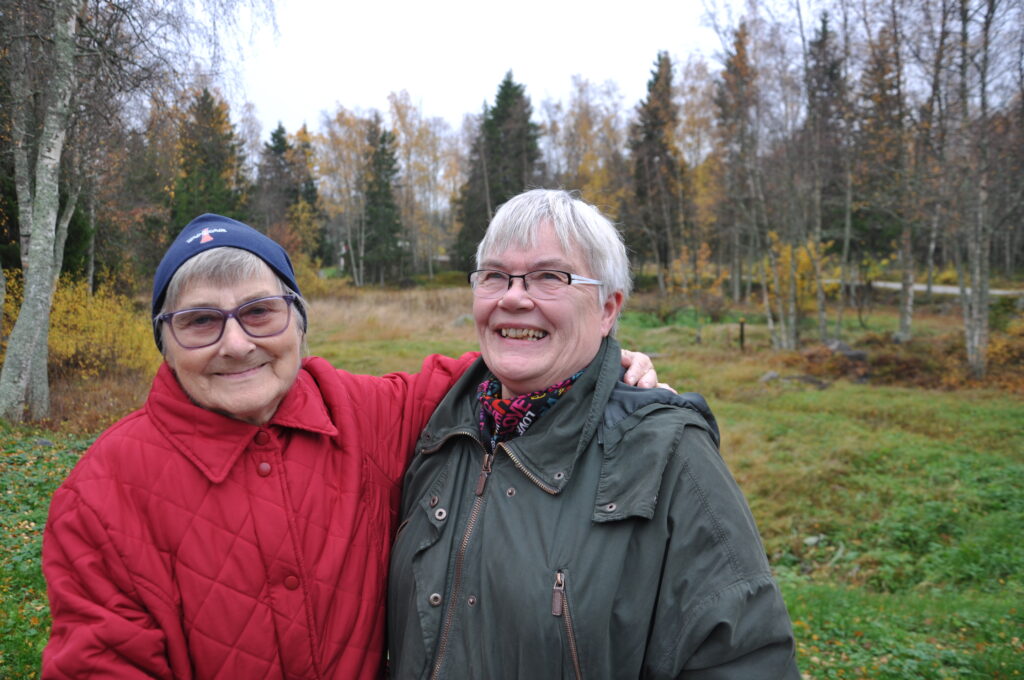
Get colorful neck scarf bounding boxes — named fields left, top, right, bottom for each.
left=476, top=371, right=583, bottom=452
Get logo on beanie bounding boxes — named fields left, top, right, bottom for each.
left=186, top=227, right=228, bottom=245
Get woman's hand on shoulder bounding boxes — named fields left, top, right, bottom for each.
left=619, top=349, right=676, bottom=392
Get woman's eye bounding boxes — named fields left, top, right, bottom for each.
left=241, top=305, right=275, bottom=325
left=180, top=312, right=219, bottom=328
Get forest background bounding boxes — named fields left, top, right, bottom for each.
left=0, top=0, right=1022, bottom=677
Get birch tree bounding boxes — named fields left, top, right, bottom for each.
left=0, top=0, right=272, bottom=422
left=0, top=0, right=82, bottom=421
left=950, top=0, right=1024, bottom=377
left=317, top=108, right=371, bottom=285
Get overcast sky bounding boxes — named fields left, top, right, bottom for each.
left=231, top=0, right=724, bottom=139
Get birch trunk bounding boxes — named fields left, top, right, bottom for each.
left=896, top=222, right=915, bottom=342
left=835, top=166, right=853, bottom=339
left=0, top=0, right=83, bottom=422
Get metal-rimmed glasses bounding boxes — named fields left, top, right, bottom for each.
left=154, top=294, right=298, bottom=349
left=468, top=269, right=603, bottom=300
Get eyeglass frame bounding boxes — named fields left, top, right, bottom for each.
left=467, top=269, right=604, bottom=300
left=153, top=294, right=298, bottom=349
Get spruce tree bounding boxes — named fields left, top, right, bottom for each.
left=453, top=72, right=541, bottom=269
left=362, top=114, right=403, bottom=284
left=171, top=88, right=247, bottom=227
left=714, top=25, right=759, bottom=301
left=252, top=122, right=299, bottom=231
left=629, top=52, right=685, bottom=294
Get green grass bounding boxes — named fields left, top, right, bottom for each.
left=783, top=578, right=1023, bottom=679
left=2, top=295, right=1023, bottom=678
left=0, top=427, right=93, bottom=676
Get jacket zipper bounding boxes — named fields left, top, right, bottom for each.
left=551, top=570, right=583, bottom=680
left=504, top=447, right=558, bottom=494
left=429, top=438, right=491, bottom=680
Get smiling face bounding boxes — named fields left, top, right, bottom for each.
left=474, top=221, right=623, bottom=398
left=162, top=265, right=302, bottom=425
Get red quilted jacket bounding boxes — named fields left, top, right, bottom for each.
left=42, top=353, right=475, bottom=679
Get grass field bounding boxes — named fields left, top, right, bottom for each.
left=1, top=287, right=1022, bottom=678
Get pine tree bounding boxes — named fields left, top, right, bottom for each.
left=362, top=113, right=403, bottom=284
left=453, top=72, right=541, bottom=269
left=629, top=52, right=686, bottom=295
left=171, top=88, right=247, bottom=228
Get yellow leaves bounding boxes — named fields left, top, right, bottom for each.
left=761, top=235, right=829, bottom=314
left=46, top=276, right=161, bottom=380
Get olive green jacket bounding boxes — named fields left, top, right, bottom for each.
left=387, top=338, right=799, bottom=679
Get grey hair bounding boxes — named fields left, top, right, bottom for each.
left=159, top=247, right=308, bottom=349
left=475, top=189, right=632, bottom=306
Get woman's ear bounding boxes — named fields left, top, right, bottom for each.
left=600, top=291, right=624, bottom=337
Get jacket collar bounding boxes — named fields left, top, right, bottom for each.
left=146, top=360, right=338, bottom=483
left=420, top=337, right=622, bottom=494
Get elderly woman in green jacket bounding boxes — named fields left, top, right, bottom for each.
left=387, top=189, right=800, bottom=679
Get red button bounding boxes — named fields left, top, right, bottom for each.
left=284, top=575, right=299, bottom=590
left=257, top=462, right=272, bottom=477
left=254, top=431, right=270, bottom=445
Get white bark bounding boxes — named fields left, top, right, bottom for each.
left=0, top=0, right=83, bottom=422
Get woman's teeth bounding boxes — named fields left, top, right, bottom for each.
left=500, top=328, right=548, bottom=340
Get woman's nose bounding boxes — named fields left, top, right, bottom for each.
left=218, top=317, right=255, bottom=353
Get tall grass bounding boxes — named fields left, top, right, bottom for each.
left=1, top=286, right=1022, bottom=678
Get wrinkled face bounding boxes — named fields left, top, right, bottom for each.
left=474, top=221, right=622, bottom=398
left=162, top=267, right=302, bottom=425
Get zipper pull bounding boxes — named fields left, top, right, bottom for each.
left=551, top=571, right=565, bottom=616
left=475, top=451, right=495, bottom=496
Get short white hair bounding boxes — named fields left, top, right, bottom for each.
left=475, top=189, right=632, bottom=305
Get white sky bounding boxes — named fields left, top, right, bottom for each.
left=233, top=0, right=723, bottom=138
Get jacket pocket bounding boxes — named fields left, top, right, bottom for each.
left=551, top=570, right=583, bottom=680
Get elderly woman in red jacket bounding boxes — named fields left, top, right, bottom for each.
left=40, top=214, right=656, bottom=679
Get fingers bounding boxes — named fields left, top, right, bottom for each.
left=636, top=367, right=659, bottom=389
left=621, top=349, right=657, bottom=387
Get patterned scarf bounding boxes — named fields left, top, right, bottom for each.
left=476, top=370, right=583, bottom=452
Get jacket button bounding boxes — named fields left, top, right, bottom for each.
left=434, top=508, right=447, bottom=521
left=467, top=595, right=477, bottom=606
left=428, top=593, right=442, bottom=606
left=284, top=575, right=299, bottom=590
left=505, top=487, right=516, bottom=497
left=429, top=495, right=439, bottom=507
left=254, top=431, right=270, bottom=445
left=257, top=462, right=272, bottom=477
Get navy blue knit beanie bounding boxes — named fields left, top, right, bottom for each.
left=152, top=214, right=304, bottom=349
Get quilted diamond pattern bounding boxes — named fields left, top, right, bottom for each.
left=42, top=353, right=476, bottom=679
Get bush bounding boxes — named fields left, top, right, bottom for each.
left=47, top=276, right=162, bottom=380
left=989, top=295, right=1020, bottom=332
left=3, top=271, right=160, bottom=380
left=292, top=251, right=339, bottom=299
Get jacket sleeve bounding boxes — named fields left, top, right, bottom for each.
left=646, top=424, right=801, bottom=680
left=42, top=486, right=176, bottom=680
left=359, top=352, right=478, bottom=481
